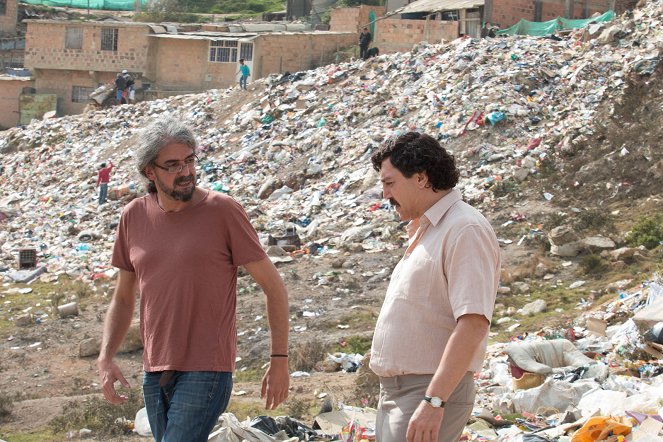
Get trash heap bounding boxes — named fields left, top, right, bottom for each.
left=1, top=2, right=662, bottom=280
left=0, top=0, right=662, bottom=440
left=471, top=275, right=663, bottom=441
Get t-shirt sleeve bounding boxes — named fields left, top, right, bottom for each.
left=444, top=224, right=499, bottom=322
left=225, top=198, right=267, bottom=267
left=111, top=206, right=135, bottom=272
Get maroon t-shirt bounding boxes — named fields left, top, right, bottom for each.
left=112, top=191, right=267, bottom=372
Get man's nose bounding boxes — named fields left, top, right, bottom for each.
left=177, top=164, right=194, bottom=175
left=382, top=187, right=391, bottom=199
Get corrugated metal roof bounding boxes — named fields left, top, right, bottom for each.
left=398, top=0, right=484, bottom=14
left=149, top=33, right=259, bottom=42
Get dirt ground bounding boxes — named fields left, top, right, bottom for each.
left=0, top=247, right=393, bottom=440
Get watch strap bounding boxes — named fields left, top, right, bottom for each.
left=423, top=396, right=446, bottom=408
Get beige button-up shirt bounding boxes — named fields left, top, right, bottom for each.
left=370, top=189, right=500, bottom=377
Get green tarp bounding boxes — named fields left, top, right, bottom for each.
left=496, top=10, right=615, bottom=36
left=20, top=0, right=147, bottom=11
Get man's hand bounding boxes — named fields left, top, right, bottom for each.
left=97, top=358, right=130, bottom=404
left=261, top=357, right=289, bottom=409
left=406, top=401, right=445, bottom=442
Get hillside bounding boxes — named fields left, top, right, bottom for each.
left=1, top=0, right=662, bottom=439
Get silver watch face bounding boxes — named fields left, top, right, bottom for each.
left=430, top=397, right=443, bottom=407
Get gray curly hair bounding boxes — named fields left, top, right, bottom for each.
left=135, top=116, right=198, bottom=193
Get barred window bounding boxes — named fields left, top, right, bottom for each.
left=239, top=43, right=253, bottom=62
left=65, top=27, right=83, bottom=50
left=101, top=28, right=118, bottom=51
left=441, top=11, right=459, bottom=20
left=72, top=86, right=95, bottom=103
left=209, top=40, right=238, bottom=63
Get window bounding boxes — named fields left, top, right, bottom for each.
left=239, top=43, right=253, bottom=62
left=65, top=27, right=83, bottom=50
left=209, top=40, right=238, bottom=63
left=441, top=11, right=459, bottom=21
left=101, top=28, right=118, bottom=51
left=72, top=86, right=95, bottom=103
left=0, top=0, right=6, bottom=15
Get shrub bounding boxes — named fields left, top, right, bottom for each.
left=580, top=254, right=607, bottom=275
left=575, top=209, right=615, bottom=233
left=285, top=398, right=315, bottom=420
left=49, top=389, right=143, bottom=437
left=290, top=339, right=328, bottom=372
left=0, top=392, right=15, bottom=423
left=626, top=214, right=663, bottom=249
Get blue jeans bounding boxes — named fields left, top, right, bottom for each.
left=98, top=183, right=108, bottom=205
left=143, top=371, right=232, bottom=442
left=240, top=75, right=248, bottom=90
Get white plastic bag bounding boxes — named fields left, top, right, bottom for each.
left=512, top=378, right=599, bottom=414
left=133, top=407, right=152, bottom=437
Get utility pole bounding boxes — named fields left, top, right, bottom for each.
left=87, top=0, right=90, bottom=20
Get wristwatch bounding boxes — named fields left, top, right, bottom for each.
left=423, top=396, right=446, bottom=408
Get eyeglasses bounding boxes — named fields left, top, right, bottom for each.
left=152, top=155, right=198, bottom=174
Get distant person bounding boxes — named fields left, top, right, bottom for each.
left=238, top=59, right=250, bottom=90
left=369, top=132, right=500, bottom=442
left=481, top=22, right=491, bottom=38
left=97, top=117, right=289, bottom=442
left=359, top=26, right=373, bottom=60
left=122, top=70, right=135, bottom=103
left=114, top=73, right=126, bottom=105
left=96, top=161, right=113, bottom=205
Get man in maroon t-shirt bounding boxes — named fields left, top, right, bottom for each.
left=96, top=161, right=113, bottom=205
left=97, top=118, right=290, bottom=442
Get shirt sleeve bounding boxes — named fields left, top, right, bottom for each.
left=444, top=224, right=499, bottom=322
left=224, top=198, right=267, bottom=267
left=111, top=206, right=136, bottom=272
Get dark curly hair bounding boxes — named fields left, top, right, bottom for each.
left=371, top=132, right=459, bottom=192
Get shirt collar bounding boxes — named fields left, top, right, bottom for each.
left=423, top=189, right=461, bottom=227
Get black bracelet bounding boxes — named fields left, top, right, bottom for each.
left=270, top=354, right=289, bottom=358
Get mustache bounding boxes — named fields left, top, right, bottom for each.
left=174, top=176, right=194, bottom=185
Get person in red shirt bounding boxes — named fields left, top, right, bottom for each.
left=97, top=161, right=113, bottom=205
left=97, top=118, right=289, bottom=442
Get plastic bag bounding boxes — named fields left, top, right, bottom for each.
left=571, top=416, right=631, bottom=442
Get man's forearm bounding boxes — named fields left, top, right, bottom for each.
left=99, top=271, right=137, bottom=361
left=264, top=282, right=289, bottom=354
left=426, top=314, right=489, bottom=400
left=244, top=258, right=289, bottom=354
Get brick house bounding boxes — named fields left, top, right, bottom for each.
left=148, top=29, right=355, bottom=98
left=0, top=0, right=19, bottom=36
left=17, top=19, right=354, bottom=121
left=0, top=73, right=34, bottom=129
left=484, top=0, right=620, bottom=28
left=333, top=0, right=620, bottom=55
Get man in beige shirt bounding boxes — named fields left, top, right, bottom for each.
left=369, top=132, right=500, bottom=442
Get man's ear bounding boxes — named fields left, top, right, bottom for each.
left=144, top=166, right=156, bottom=181
left=416, top=172, right=429, bottom=188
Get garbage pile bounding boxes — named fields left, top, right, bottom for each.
left=472, top=276, right=663, bottom=441
left=1, top=3, right=662, bottom=281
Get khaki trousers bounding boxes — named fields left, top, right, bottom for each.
left=376, top=372, right=475, bottom=442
